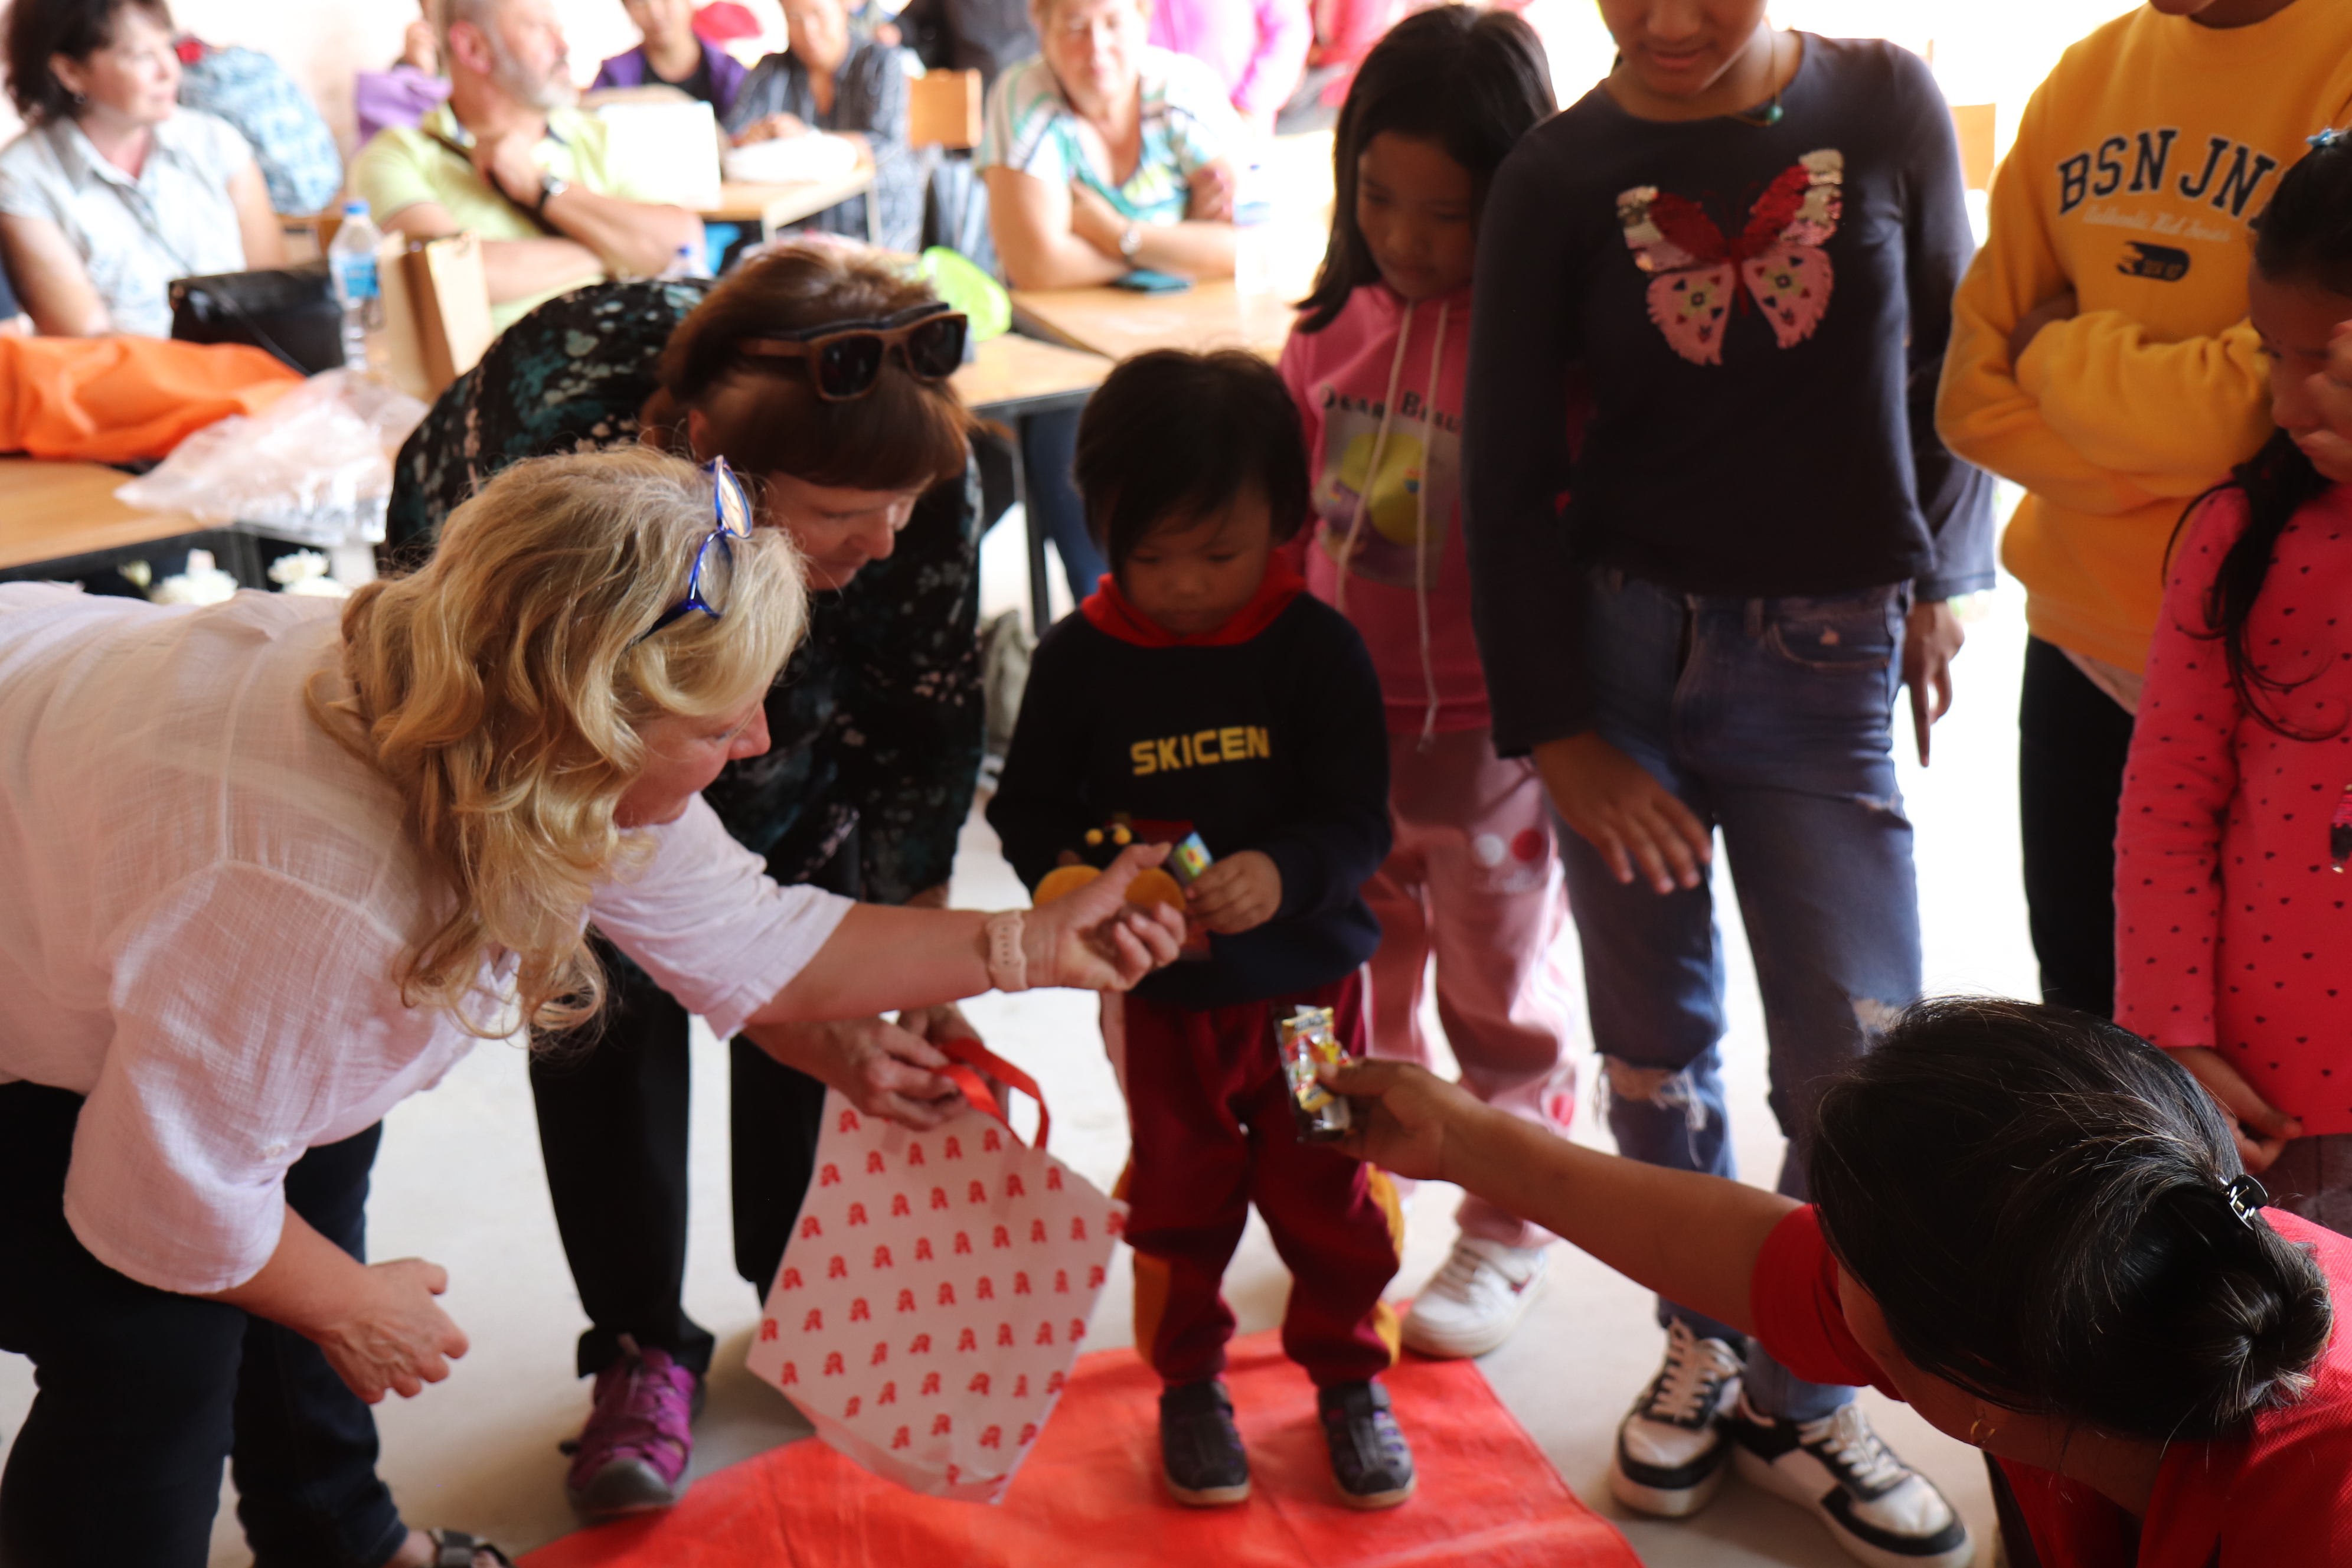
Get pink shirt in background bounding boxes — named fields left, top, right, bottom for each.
left=1301, top=0, right=1394, bottom=109
left=1146, top=0, right=1312, bottom=123
left=1279, top=282, right=1491, bottom=736
left=2115, top=485, right=2352, bottom=1135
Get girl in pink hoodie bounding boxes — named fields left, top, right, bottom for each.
left=1277, top=5, right=1567, bottom=1360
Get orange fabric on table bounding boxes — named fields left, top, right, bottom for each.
left=520, top=1329, right=1638, bottom=1567
left=0, top=337, right=301, bottom=464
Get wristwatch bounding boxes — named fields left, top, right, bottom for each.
left=1118, top=222, right=1142, bottom=262
left=534, top=171, right=570, bottom=215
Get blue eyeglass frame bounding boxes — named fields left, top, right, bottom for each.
left=633, top=456, right=755, bottom=646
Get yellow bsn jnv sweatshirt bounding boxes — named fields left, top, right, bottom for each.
left=1937, top=0, right=2352, bottom=674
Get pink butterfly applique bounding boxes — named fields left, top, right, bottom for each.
left=1616, top=150, right=1844, bottom=367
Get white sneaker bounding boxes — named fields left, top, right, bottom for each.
left=1609, top=1319, right=1744, bottom=1517
left=1399, top=1237, right=1550, bottom=1358
left=1729, top=1393, right=1974, bottom=1568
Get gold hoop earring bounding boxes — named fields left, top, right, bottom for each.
left=1968, top=1417, right=1997, bottom=1448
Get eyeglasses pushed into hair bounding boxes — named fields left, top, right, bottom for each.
left=635, top=456, right=756, bottom=646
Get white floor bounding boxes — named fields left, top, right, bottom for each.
left=0, top=510, right=2042, bottom=1566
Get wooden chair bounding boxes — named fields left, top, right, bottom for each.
left=910, top=68, right=983, bottom=151
left=378, top=232, right=495, bottom=400
left=277, top=209, right=345, bottom=264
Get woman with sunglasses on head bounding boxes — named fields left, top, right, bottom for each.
left=0, top=447, right=1182, bottom=1568
left=386, top=242, right=998, bottom=1518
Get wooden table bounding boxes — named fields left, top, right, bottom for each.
left=1009, top=279, right=1298, bottom=364
left=951, top=334, right=1115, bottom=632
left=0, top=459, right=235, bottom=577
left=695, top=171, right=877, bottom=241
left=950, top=333, right=1112, bottom=417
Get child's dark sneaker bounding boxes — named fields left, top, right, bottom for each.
left=1160, top=1378, right=1251, bottom=1505
left=1317, top=1380, right=1416, bottom=1509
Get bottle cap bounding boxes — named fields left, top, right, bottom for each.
left=343, top=200, right=370, bottom=217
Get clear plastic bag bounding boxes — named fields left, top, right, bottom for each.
left=115, top=370, right=428, bottom=547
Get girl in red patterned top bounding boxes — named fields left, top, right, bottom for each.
left=2116, top=132, right=2352, bottom=1234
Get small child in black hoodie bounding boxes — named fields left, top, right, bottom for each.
left=987, top=350, right=1410, bottom=1511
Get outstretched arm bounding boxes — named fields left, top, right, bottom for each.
left=1328, top=1059, right=1796, bottom=1332
left=746, top=843, right=1184, bottom=1024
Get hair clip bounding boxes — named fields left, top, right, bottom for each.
left=2308, top=128, right=2346, bottom=150
left=2224, top=1174, right=2269, bottom=1227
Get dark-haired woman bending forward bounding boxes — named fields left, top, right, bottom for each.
left=1330, top=998, right=2352, bottom=1564
left=387, top=249, right=987, bottom=1518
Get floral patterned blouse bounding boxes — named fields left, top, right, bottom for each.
left=386, top=278, right=984, bottom=906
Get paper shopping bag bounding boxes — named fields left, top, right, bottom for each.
left=377, top=233, right=492, bottom=401
left=746, top=1038, right=1125, bottom=1504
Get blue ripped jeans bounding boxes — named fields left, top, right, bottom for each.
left=1562, top=569, right=1921, bottom=1423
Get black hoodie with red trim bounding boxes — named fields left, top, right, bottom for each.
left=987, top=556, right=1391, bottom=1011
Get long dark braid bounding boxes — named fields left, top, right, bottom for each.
left=2179, top=132, right=2352, bottom=739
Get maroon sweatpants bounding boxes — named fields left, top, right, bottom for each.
left=1108, top=972, right=1402, bottom=1389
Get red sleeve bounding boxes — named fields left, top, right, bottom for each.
left=1748, top=1206, right=1904, bottom=1398
left=2113, top=491, right=2248, bottom=1048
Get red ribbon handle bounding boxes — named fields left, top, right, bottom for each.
left=935, top=1035, right=1051, bottom=1151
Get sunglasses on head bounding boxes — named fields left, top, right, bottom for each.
left=741, top=302, right=968, bottom=401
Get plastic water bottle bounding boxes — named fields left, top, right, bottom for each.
left=1233, top=158, right=1276, bottom=295
left=660, top=242, right=708, bottom=280
left=326, top=201, right=384, bottom=371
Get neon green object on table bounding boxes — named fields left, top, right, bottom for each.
left=919, top=246, right=1010, bottom=342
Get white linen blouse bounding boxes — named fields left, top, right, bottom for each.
left=0, top=584, right=852, bottom=1294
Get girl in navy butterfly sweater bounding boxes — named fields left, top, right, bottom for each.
left=1462, top=8, right=1992, bottom=1564
left=988, top=350, right=1413, bottom=1514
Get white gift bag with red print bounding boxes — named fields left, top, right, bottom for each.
left=745, top=1037, right=1126, bottom=1504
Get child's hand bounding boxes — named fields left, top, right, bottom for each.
left=2167, top=1046, right=2303, bottom=1173
left=2007, top=289, right=2077, bottom=365
left=1187, top=850, right=1281, bottom=934
left=1902, top=600, right=1965, bottom=767
left=1534, top=731, right=1711, bottom=895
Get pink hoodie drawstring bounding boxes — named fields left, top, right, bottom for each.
left=1329, top=295, right=1449, bottom=750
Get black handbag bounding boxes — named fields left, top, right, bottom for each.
left=169, top=260, right=344, bottom=375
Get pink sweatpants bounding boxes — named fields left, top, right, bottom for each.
left=1362, top=727, right=1577, bottom=1248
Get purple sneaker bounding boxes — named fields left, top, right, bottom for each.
left=563, top=1336, right=698, bottom=1519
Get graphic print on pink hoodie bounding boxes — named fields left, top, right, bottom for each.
left=1281, top=280, right=1586, bottom=737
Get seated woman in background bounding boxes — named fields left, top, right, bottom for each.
left=0, top=0, right=284, bottom=338
left=592, top=0, right=748, bottom=119
left=980, top=0, right=1239, bottom=289
left=979, top=0, right=1242, bottom=605
left=726, top=0, right=922, bottom=253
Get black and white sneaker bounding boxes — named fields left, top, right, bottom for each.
left=1728, top=1393, right=1973, bottom=1568
left=1609, top=1319, right=1745, bottom=1517
left=1159, top=1379, right=1250, bottom=1506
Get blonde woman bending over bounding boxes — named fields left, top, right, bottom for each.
left=0, top=447, right=1181, bottom=1568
